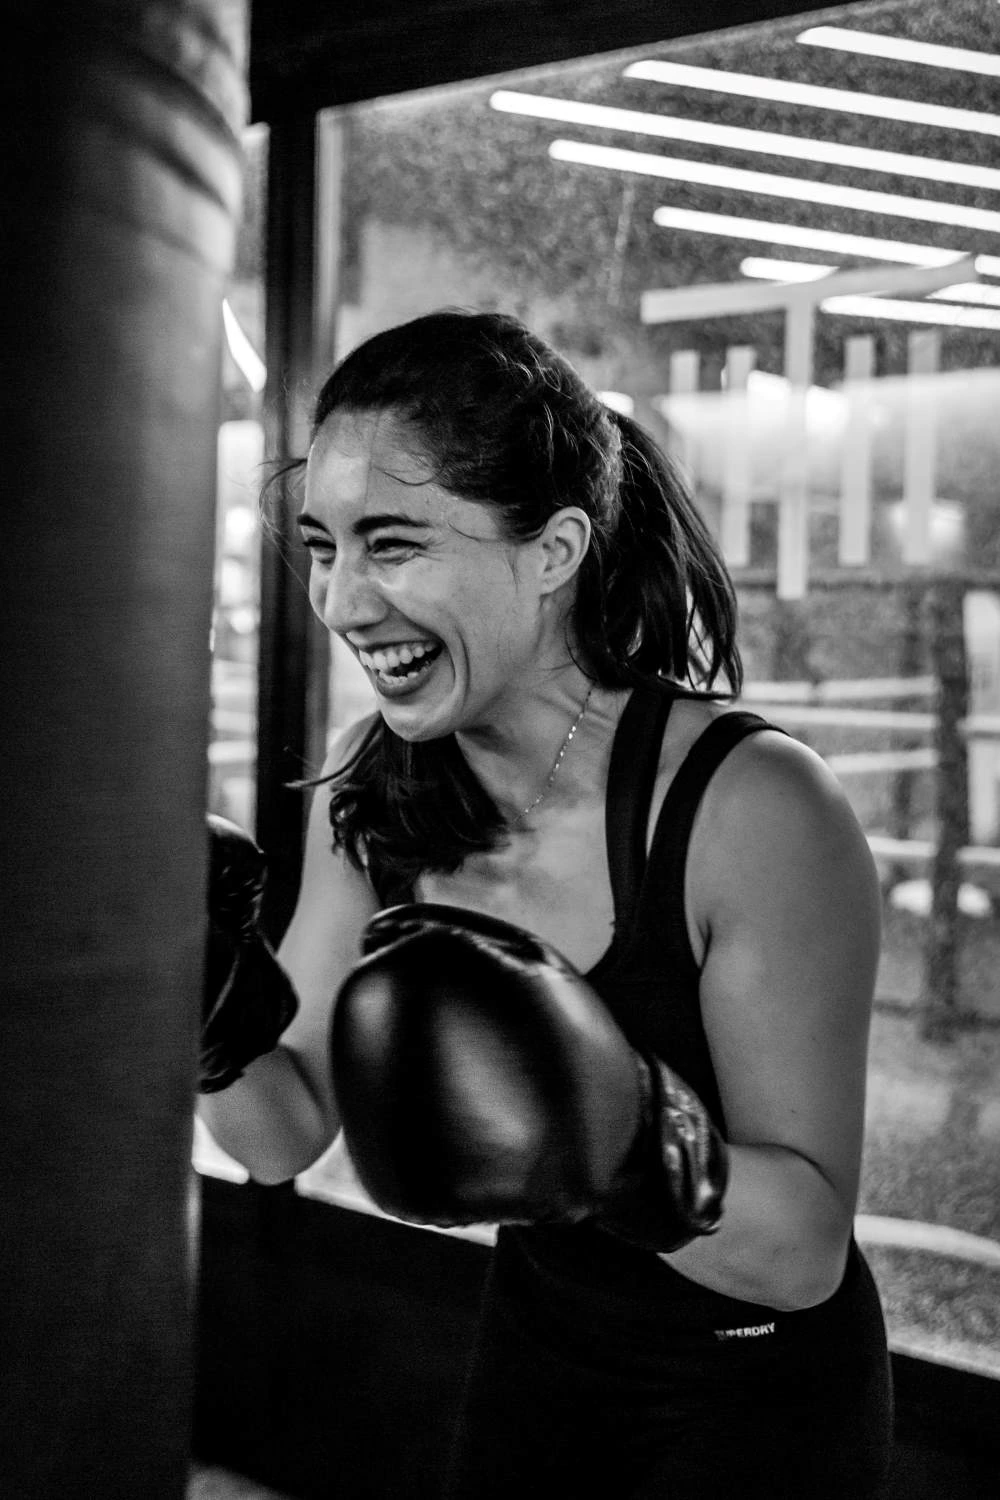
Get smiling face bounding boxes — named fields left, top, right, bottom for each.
left=300, top=409, right=574, bottom=742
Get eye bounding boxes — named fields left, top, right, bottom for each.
left=369, top=536, right=418, bottom=559
left=302, top=537, right=335, bottom=566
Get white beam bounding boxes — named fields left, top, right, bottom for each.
left=839, top=336, right=876, bottom=568
left=777, top=300, right=814, bottom=600
left=720, top=345, right=755, bottom=568
left=902, top=330, right=940, bottom=567
left=650, top=207, right=1000, bottom=279
left=666, top=348, right=700, bottom=481
left=641, top=255, right=978, bottom=324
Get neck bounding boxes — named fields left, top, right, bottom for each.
left=455, top=669, right=622, bottom=822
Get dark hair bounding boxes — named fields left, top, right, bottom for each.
left=299, top=309, right=742, bottom=900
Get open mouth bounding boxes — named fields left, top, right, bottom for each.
left=356, top=639, right=444, bottom=688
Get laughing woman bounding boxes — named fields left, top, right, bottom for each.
left=198, top=310, right=893, bottom=1498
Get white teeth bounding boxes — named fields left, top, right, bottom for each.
left=358, top=640, right=438, bottom=675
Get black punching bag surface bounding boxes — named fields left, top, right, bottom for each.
left=0, top=3, right=246, bottom=1495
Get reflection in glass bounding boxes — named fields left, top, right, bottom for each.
left=305, top=0, right=1000, bottom=1380
left=200, top=125, right=269, bottom=1186
left=208, top=124, right=267, bottom=836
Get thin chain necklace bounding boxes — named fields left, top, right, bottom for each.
left=516, top=683, right=595, bottom=824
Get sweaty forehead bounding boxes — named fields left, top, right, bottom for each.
left=305, top=409, right=441, bottom=520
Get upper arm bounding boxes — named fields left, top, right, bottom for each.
left=277, top=716, right=382, bottom=1131
left=690, top=729, right=880, bottom=1220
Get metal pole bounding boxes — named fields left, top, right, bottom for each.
left=924, top=578, right=971, bottom=1042
left=889, top=582, right=926, bottom=889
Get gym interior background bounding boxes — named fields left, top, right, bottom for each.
left=3, top=2, right=998, bottom=1496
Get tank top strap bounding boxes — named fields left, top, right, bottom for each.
left=632, top=710, right=778, bottom=970
left=604, top=681, right=677, bottom=932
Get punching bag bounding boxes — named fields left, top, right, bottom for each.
left=0, top=3, right=246, bottom=1495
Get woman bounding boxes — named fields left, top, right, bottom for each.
left=199, top=309, right=893, bottom=1498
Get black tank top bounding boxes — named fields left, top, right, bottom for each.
left=582, top=681, right=771, bottom=1128
left=499, top=680, right=785, bottom=1316
left=379, top=679, right=768, bottom=1135
left=453, top=687, right=892, bottom=1480
left=383, top=683, right=879, bottom=1331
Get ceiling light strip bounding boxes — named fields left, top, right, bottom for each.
left=549, top=139, right=1000, bottom=233
left=821, top=295, right=1000, bottom=329
left=797, top=26, right=1000, bottom=79
left=623, top=60, right=1000, bottom=138
left=649, top=206, right=1000, bottom=278
left=651, top=206, right=956, bottom=264
left=737, top=260, right=1000, bottom=308
left=491, top=89, right=1000, bottom=191
left=930, top=282, right=1000, bottom=308
left=740, top=257, right=836, bottom=281
left=640, top=257, right=976, bottom=325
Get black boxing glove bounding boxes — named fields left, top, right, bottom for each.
left=201, top=814, right=299, bottom=1094
left=330, top=903, right=727, bottom=1251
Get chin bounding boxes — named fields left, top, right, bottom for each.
left=378, top=701, right=451, bottom=744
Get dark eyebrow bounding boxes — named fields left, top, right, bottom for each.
left=296, top=510, right=431, bottom=536
left=356, top=512, right=432, bottom=536
left=296, top=511, right=329, bottom=533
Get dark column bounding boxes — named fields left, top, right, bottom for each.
left=257, top=113, right=330, bottom=938
left=889, top=581, right=926, bottom=886
left=0, top=3, right=245, bottom=1495
left=924, top=577, right=971, bottom=1041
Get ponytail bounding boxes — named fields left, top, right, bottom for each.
left=573, top=411, right=743, bottom=695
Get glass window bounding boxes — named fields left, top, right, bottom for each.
left=297, top=0, right=1000, bottom=1380
left=196, top=122, right=269, bottom=1188
left=208, top=122, right=268, bottom=834
left=209, top=418, right=263, bottom=833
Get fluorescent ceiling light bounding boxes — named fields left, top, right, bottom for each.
left=798, top=26, right=1000, bottom=79
left=650, top=206, right=1000, bottom=279
left=490, top=89, right=1000, bottom=191
left=549, top=139, right=1000, bottom=234
left=740, top=256, right=835, bottom=281
left=821, top=295, right=1000, bottom=330
left=641, top=257, right=976, bottom=325
left=623, top=60, right=1000, bottom=138
left=739, top=258, right=1000, bottom=307
left=930, top=282, right=1000, bottom=308
left=222, top=300, right=267, bottom=393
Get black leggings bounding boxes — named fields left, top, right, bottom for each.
left=445, top=1240, right=893, bottom=1499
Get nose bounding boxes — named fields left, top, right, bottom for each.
left=313, top=553, right=386, bottom=637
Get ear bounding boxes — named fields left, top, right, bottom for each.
left=537, top=506, right=592, bottom=596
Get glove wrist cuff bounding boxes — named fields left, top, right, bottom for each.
left=199, top=935, right=299, bottom=1094
left=597, top=1052, right=729, bottom=1253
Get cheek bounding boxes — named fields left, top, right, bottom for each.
left=382, top=551, right=528, bottom=656
left=306, top=568, right=325, bottom=617
left=465, top=583, right=535, bottom=664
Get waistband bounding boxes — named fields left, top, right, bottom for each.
left=495, top=1224, right=876, bottom=1353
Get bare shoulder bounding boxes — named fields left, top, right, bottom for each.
left=687, top=711, right=881, bottom=983
left=700, top=717, right=873, bottom=873
left=670, top=703, right=879, bottom=971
